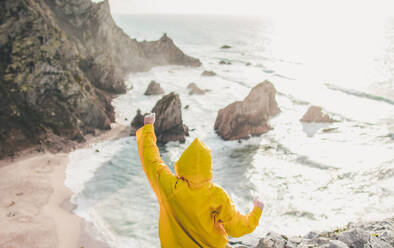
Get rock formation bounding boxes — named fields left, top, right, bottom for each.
left=254, top=217, right=394, bottom=248
left=219, top=60, right=231, bottom=65
left=0, top=0, right=200, bottom=158
left=221, top=45, right=231, bottom=49
left=187, top=83, right=208, bottom=95
left=214, top=81, right=280, bottom=140
left=130, top=93, right=189, bottom=144
left=144, top=80, right=165, bottom=95
left=300, top=106, right=335, bottom=123
left=201, top=70, right=216, bottom=76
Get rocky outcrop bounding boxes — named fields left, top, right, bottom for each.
left=187, top=83, right=208, bottom=95
left=144, top=80, right=164, bottom=95
left=140, top=33, right=201, bottom=68
left=254, top=217, right=394, bottom=248
left=214, top=81, right=280, bottom=140
left=201, top=70, right=216, bottom=76
left=0, top=0, right=200, bottom=158
left=300, top=106, right=335, bottom=123
left=130, top=93, right=189, bottom=144
left=219, top=60, right=231, bottom=65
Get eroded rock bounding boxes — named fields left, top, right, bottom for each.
left=201, top=70, right=216, bottom=76
left=187, top=83, right=208, bottom=95
left=256, top=232, right=286, bottom=248
left=300, top=106, right=335, bottom=123
left=145, top=80, right=165, bottom=95
left=254, top=217, right=394, bottom=248
left=130, top=93, right=189, bottom=144
left=214, top=80, right=280, bottom=140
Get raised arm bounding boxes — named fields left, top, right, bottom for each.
left=218, top=189, right=263, bottom=238
left=136, top=113, right=176, bottom=197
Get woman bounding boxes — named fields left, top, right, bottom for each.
left=137, top=113, right=264, bottom=248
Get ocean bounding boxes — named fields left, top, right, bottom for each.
left=65, top=14, right=394, bottom=247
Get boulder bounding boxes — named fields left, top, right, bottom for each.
left=129, top=110, right=145, bottom=135
left=201, top=70, right=216, bottom=76
left=140, top=33, right=201, bottom=67
left=300, top=106, right=335, bottom=123
left=130, top=93, right=189, bottom=144
left=338, top=228, right=370, bottom=248
left=254, top=217, right=394, bottom=248
left=219, top=60, right=231, bottom=65
left=256, top=232, right=286, bottom=248
left=144, top=80, right=165, bottom=95
left=187, top=83, right=208, bottom=95
left=327, top=240, right=349, bottom=248
left=214, top=80, right=280, bottom=140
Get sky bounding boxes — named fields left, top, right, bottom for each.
left=107, top=0, right=394, bottom=19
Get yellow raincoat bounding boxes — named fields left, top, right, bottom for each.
left=136, top=124, right=262, bottom=248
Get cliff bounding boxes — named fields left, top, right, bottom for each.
left=0, top=0, right=200, bottom=158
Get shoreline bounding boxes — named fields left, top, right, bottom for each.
left=0, top=123, right=130, bottom=248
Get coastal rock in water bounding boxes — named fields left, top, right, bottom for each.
left=187, top=83, right=208, bottom=95
left=140, top=33, right=201, bottom=67
left=130, top=93, right=189, bottom=144
left=201, top=70, right=216, bottom=76
left=129, top=109, right=145, bottom=135
left=214, top=80, right=280, bottom=140
left=221, top=45, right=231, bottom=49
left=300, top=106, right=335, bottom=123
left=144, top=80, right=165, bottom=95
left=0, top=0, right=199, bottom=158
left=219, top=60, right=231, bottom=65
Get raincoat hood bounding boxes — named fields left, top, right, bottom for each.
left=175, top=138, right=212, bottom=189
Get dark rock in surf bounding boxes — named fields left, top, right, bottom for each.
left=187, top=83, right=208, bottom=95
left=201, top=70, right=216, bottom=76
left=219, top=60, right=231, bottom=65
left=144, top=80, right=165, bottom=95
left=130, top=93, right=189, bottom=144
left=214, top=80, right=280, bottom=140
left=221, top=45, right=231, bottom=49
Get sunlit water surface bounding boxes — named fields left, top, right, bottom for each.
left=65, top=15, right=394, bottom=247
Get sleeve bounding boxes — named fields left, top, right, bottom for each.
left=218, top=189, right=262, bottom=238
left=136, top=124, right=177, bottom=198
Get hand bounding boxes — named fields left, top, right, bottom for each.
left=253, top=198, right=264, bottom=210
left=144, top=113, right=155, bottom=125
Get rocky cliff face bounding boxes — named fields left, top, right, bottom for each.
left=0, top=0, right=200, bottom=158
left=214, top=81, right=280, bottom=140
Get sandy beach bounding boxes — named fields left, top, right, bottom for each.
left=0, top=123, right=130, bottom=248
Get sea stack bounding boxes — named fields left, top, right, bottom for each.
left=130, top=93, right=189, bottom=144
left=187, top=83, right=207, bottom=95
left=144, top=80, right=165, bottom=95
left=214, top=80, right=280, bottom=140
